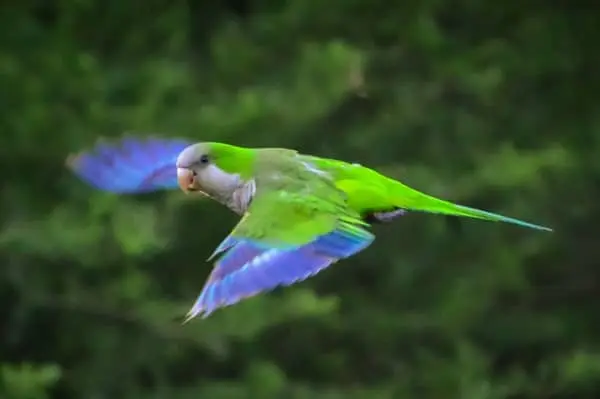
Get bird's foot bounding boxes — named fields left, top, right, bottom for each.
left=364, top=208, right=406, bottom=224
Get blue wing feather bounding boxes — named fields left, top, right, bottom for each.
left=67, top=137, right=193, bottom=193
left=185, top=224, right=375, bottom=319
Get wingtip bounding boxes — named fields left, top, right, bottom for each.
left=181, top=312, right=196, bottom=325
left=65, top=153, right=80, bottom=169
left=181, top=307, right=215, bottom=324
left=64, top=136, right=110, bottom=169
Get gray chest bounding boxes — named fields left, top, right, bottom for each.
left=222, top=179, right=256, bottom=215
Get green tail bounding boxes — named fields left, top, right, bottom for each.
left=391, top=181, right=553, bottom=232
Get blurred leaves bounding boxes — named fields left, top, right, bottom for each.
left=1, top=1, right=597, bottom=399
left=1, top=363, right=61, bottom=399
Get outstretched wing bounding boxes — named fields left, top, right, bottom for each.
left=185, top=155, right=375, bottom=320
left=66, top=136, right=193, bottom=193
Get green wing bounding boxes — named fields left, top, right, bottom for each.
left=184, top=154, right=375, bottom=320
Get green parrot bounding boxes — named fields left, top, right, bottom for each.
left=68, top=137, right=552, bottom=321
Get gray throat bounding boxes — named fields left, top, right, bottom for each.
left=223, top=179, right=256, bottom=215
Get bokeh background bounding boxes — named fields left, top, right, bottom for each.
left=2, top=2, right=599, bottom=398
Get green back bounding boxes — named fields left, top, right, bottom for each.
left=228, top=149, right=370, bottom=247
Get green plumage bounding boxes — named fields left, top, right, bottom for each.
left=218, top=147, right=371, bottom=249
left=194, top=142, right=552, bottom=232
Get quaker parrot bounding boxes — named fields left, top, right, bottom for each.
left=67, top=136, right=552, bottom=321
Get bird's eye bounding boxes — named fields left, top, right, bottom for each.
left=199, top=154, right=209, bottom=164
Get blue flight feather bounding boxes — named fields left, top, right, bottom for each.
left=66, top=137, right=193, bottom=193
left=185, top=225, right=375, bottom=319
left=210, top=241, right=266, bottom=280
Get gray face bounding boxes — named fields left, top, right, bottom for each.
left=176, top=143, right=241, bottom=201
left=176, top=143, right=210, bottom=169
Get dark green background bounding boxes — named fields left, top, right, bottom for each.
left=2, top=2, right=598, bottom=398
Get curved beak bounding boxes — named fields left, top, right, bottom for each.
left=177, top=168, right=194, bottom=193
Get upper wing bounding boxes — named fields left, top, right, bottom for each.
left=185, top=156, right=375, bottom=320
left=66, top=136, right=193, bottom=193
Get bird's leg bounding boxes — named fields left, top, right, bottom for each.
left=363, top=208, right=406, bottom=224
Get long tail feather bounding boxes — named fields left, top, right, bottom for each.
left=390, top=180, right=553, bottom=232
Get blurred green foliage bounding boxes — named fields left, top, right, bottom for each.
left=1, top=1, right=598, bottom=398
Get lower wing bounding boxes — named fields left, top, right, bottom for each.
left=185, top=225, right=374, bottom=320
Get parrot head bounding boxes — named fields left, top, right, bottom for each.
left=176, top=142, right=254, bottom=199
